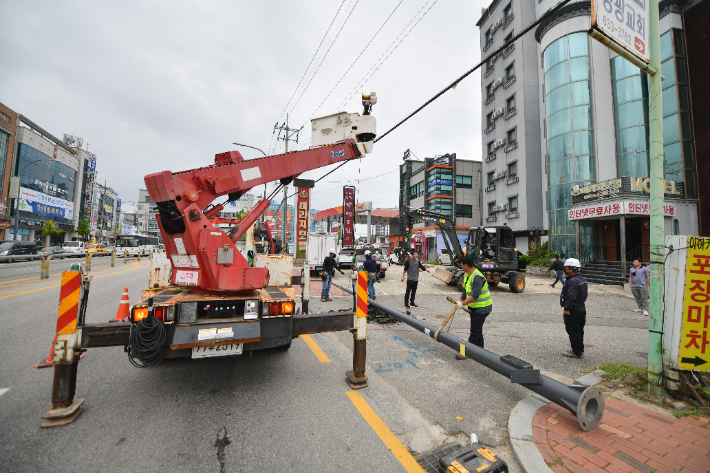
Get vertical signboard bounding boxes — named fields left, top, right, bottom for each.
left=678, top=236, right=710, bottom=370
left=591, top=0, right=650, bottom=62
left=343, top=186, right=355, bottom=248
left=295, top=188, right=310, bottom=259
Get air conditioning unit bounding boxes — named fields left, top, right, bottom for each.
left=492, top=107, right=505, bottom=119
left=490, top=17, right=503, bottom=33
left=491, top=77, right=505, bottom=91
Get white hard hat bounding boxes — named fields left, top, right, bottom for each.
left=564, top=258, right=581, bottom=268
left=364, top=250, right=371, bottom=255
left=329, top=248, right=336, bottom=254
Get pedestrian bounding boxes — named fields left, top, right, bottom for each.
left=321, top=248, right=344, bottom=302
left=401, top=251, right=430, bottom=309
left=374, top=250, right=383, bottom=283
left=629, top=258, right=650, bottom=316
left=549, top=255, right=565, bottom=288
left=363, top=250, right=377, bottom=300
left=559, top=258, right=588, bottom=359
left=455, top=255, right=493, bottom=360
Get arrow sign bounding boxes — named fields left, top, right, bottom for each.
left=681, top=356, right=708, bottom=367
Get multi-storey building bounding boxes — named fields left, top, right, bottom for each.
left=477, top=0, right=704, bottom=266
left=137, top=189, right=159, bottom=239
left=399, top=153, right=482, bottom=260
left=0, top=102, right=18, bottom=232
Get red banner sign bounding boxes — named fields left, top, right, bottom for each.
left=343, top=186, right=355, bottom=247
left=296, top=187, right=310, bottom=259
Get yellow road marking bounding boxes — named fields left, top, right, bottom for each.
left=0, top=262, right=142, bottom=300
left=301, top=334, right=330, bottom=363
left=346, top=391, right=426, bottom=473
left=0, top=261, right=129, bottom=286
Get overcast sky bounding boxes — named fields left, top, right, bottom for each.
left=1, top=0, right=486, bottom=215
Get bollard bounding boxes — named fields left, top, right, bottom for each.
left=137, top=250, right=141, bottom=262
left=40, top=249, right=50, bottom=279
left=332, top=282, right=604, bottom=431
left=110, top=248, right=115, bottom=267
left=345, top=271, right=368, bottom=389
left=124, top=249, right=128, bottom=264
left=302, top=263, right=310, bottom=314
left=85, top=252, right=92, bottom=272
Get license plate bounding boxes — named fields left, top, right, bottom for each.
left=482, top=263, right=494, bottom=269
left=191, top=343, right=243, bottom=359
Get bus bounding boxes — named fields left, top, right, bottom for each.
left=116, top=234, right=160, bottom=256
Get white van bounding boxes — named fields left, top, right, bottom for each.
left=62, top=241, right=86, bottom=257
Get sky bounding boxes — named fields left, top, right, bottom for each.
left=0, top=0, right=487, bottom=216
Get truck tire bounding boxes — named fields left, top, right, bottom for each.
left=509, top=272, right=525, bottom=293
left=456, top=274, right=466, bottom=292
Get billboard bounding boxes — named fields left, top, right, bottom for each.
left=18, top=187, right=74, bottom=221
left=592, top=0, right=649, bottom=63
left=342, top=186, right=355, bottom=247
left=295, top=187, right=310, bottom=259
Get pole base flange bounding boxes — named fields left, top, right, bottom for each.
left=41, top=399, right=84, bottom=428
left=345, top=371, right=368, bottom=389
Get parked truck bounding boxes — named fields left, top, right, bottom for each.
left=306, top=232, right=338, bottom=275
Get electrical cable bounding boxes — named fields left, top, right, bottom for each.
left=128, top=315, right=167, bottom=368
left=373, top=0, right=574, bottom=143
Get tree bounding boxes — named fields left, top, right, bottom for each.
left=77, top=216, right=91, bottom=238
left=42, top=220, right=64, bottom=237
left=235, top=209, right=247, bottom=220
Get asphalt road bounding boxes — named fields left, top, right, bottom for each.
left=0, top=263, right=648, bottom=472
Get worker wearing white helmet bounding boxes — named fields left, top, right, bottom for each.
left=321, top=248, right=344, bottom=302
left=559, top=257, right=588, bottom=358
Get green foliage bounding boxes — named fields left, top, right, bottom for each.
left=596, top=362, right=648, bottom=384
left=77, top=216, right=91, bottom=237
left=234, top=209, right=247, bottom=220
left=526, top=239, right=558, bottom=267
left=42, top=221, right=64, bottom=236
left=519, top=254, right=532, bottom=265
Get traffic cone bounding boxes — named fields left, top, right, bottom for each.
left=112, top=288, right=131, bottom=322
left=34, top=335, right=56, bottom=369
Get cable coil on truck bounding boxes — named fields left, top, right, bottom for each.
left=128, top=314, right=167, bottom=368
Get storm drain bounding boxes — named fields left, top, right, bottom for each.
left=413, top=442, right=462, bottom=473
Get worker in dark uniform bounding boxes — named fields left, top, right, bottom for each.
left=401, top=251, right=430, bottom=309
left=363, top=250, right=377, bottom=300
left=455, top=255, right=493, bottom=359
left=559, top=258, right=588, bottom=358
left=549, top=255, right=565, bottom=288
left=321, top=248, right=344, bottom=302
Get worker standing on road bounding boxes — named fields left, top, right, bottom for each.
left=549, top=255, right=565, bottom=288
left=321, top=248, right=344, bottom=302
left=364, top=250, right=377, bottom=300
left=629, top=258, right=650, bottom=316
left=560, top=258, right=588, bottom=359
left=455, top=255, right=493, bottom=359
left=401, top=251, right=430, bottom=309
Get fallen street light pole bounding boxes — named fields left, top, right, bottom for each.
left=333, top=282, right=604, bottom=431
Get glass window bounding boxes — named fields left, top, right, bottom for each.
left=662, top=85, right=678, bottom=117
left=676, top=56, right=687, bottom=83
left=660, top=31, right=673, bottom=62
left=678, top=84, right=689, bottom=112
left=548, top=158, right=573, bottom=186
left=456, top=204, right=472, bottom=218
left=663, top=142, right=682, bottom=173
left=546, top=84, right=570, bottom=116
left=488, top=201, right=496, bottom=215
left=611, top=56, right=641, bottom=82
left=506, top=64, right=515, bottom=81
left=487, top=172, right=495, bottom=185
left=547, top=133, right=573, bottom=162
left=681, top=113, right=691, bottom=140
left=487, top=141, right=495, bottom=155
left=570, top=57, right=590, bottom=81
left=505, top=31, right=514, bottom=43
left=504, top=3, right=512, bottom=18
left=575, top=155, right=596, bottom=181
left=508, top=196, right=518, bottom=212
left=485, top=30, right=492, bottom=43
left=572, top=105, right=593, bottom=131
left=507, top=127, right=517, bottom=144
left=614, top=100, right=648, bottom=130
left=673, top=29, right=684, bottom=56
left=662, top=58, right=675, bottom=89
left=486, top=83, right=493, bottom=97
left=571, top=81, right=592, bottom=106
left=456, top=175, right=472, bottom=188
left=544, top=36, right=567, bottom=71
left=487, top=111, right=494, bottom=126
left=548, top=183, right=573, bottom=210
left=616, top=126, right=649, bottom=155
left=617, top=151, right=649, bottom=178
left=683, top=140, right=694, bottom=169
left=545, top=61, right=570, bottom=94
left=573, top=130, right=595, bottom=156
left=568, top=32, right=589, bottom=57
left=612, top=75, right=647, bottom=106
left=506, top=95, right=516, bottom=111
left=547, top=109, right=571, bottom=138
left=663, top=114, right=680, bottom=145
left=550, top=209, right=575, bottom=235
left=508, top=161, right=517, bottom=177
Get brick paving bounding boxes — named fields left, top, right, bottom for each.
left=533, top=397, right=710, bottom=472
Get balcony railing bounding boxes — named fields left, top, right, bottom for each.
left=506, top=176, right=519, bottom=185
left=484, top=123, right=495, bottom=134
left=505, top=108, right=517, bottom=120
left=483, top=39, right=494, bottom=52
left=502, top=43, right=515, bottom=59
left=626, top=245, right=651, bottom=263
left=485, top=184, right=496, bottom=192
left=505, top=211, right=519, bottom=219
left=504, top=141, right=518, bottom=153
left=485, top=215, right=498, bottom=223
left=484, top=66, right=495, bottom=78
left=485, top=153, right=496, bottom=163
left=484, top=94, right=495, bottom=105
left=504, top=75, right=516, bottom=89
left=503, top=13, right=514, bottom=29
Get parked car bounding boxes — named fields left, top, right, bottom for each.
left=0, top=241, right=39, bottom=262
left=40, top=246, right=68, bottom=259
left=62, top=241, right=86, bottom=257
left=439, top=248, right=452, bottom=265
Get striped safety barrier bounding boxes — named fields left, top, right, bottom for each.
left=356, top=271, right=368, bottom=340
left=53, top=270, right=84, bottom=364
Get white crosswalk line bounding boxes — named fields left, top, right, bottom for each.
left=0, top=388, right=9, bottom=397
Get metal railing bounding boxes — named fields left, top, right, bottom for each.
left=484, top=66, right=495, bottom=78
left=485, top=153, right=496, bottom=163
left=502, top=43, right=516, bottom=58
left=485, top=215, right=498, bottom=223
left=579, top=245, right=608, bottom=265
left=503, top=13, right=514, bottom=28
left=504, top=141, right=518, bottom=153
left=484, top=94, right=495, bottom=105
left=483, top=39, right=494, bottom=52
left=506, top=176, right=519, bottom=185
left=504, top=75, right=517, bottom=88
left=484, top=123, right=495, bottom=134
left=485, top=184, right=496, bottom=192
left=505, top=108, right=517, bottom=120
left=626, top=245, right=650, bottom=263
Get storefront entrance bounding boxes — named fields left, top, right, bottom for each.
left=600, top=217, right=650, bottom=262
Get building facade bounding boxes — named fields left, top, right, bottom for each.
left=399, top=153, right=482, bottom=260
left=0, top=102, right=18, bottom=232
left=137, top=189, right=159, bottom=239
left=477, top=0, right=704, bottom=263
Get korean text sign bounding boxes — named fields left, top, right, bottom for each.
left=295, top=188, right=310, bottom=259
left=679, top=237, right=710, bottom=370
left=343, top=186, right=355, bottom=247
left=18, top=187, right=74, bottom=220
left=592, top=0, right=649, bottom=62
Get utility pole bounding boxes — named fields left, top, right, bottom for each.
left=273, top=114, right=302, bottom=251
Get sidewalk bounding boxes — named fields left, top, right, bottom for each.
left=510, top=394, right=710, bottom=473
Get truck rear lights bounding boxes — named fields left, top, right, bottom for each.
left=245, top=300, right=258, bottom=320
left=282, top=302, right=294, bottom=314
left=269, top=302, right=280, bottom=315
left=133, top=307, right=148, bottom=322
left=132, top=307, right=168, bottom=322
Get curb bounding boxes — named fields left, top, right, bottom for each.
left=508, top=394, right=552, bottom=473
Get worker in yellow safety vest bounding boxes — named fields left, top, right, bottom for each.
left=455, top=255, right=493, bottom=359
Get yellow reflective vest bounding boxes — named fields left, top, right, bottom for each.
left=464, top=269, right=492, bottom=309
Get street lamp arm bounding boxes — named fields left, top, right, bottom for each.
left=232, top=142, right=267, bottom=156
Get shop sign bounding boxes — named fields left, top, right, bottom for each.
left=295, top=187, right=310, bottom=259
left=355, top=202, right=372, bottom=212
left=18, top=187, right=74, bottom=220
left=571, top=178, right=622, bottom=200
left=678, top=236, right=710, bottom=370
left=427, top=179, right=452, bottom=187
left=9, top=177, right=19, bottom=199
left=571, top=176, right=684, bottom=204
left=592, top=0, right=650, bottom=63
left=342, top=186, right=355, bottom=247
left=568, top=200, right=676, bottom=220
left=0, top=221, right=9, bottom=229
